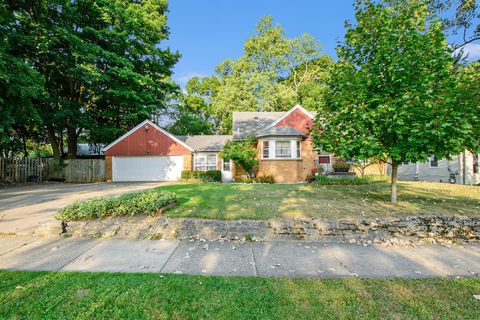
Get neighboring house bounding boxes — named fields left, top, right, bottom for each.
left=387, top=152, right=480, bottom=185
left=102, top=105, right=320, bottom=182
left=63, top=143, right=105, bottom=157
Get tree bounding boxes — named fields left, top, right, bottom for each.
left=186, top=16, right=330, bottom=133
left=220, top=139, right=258, bottom=178
left=350, top=158, right=385, bottom=178
left=0, top=3, right=45, bottom=157
left=457, top=61, right=480, bottom=153
left=429, top=0, right=479, bottom=49
left=2, top=0, right=179, bottom=159
left=310, top=0, right=471, bottom=203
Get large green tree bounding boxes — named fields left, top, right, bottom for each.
left=311, top=0, right=472, bottom=202
left=0, top=3, right=45, bottom=157
left=182, top=17, right=331, bottom=134
left=2, top=0, right=178, bottom=159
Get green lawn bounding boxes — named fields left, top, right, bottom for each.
left=0, top=271, right=479, bottom=319
left=158, top=181, right=480, bottom=220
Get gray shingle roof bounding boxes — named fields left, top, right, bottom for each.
left=232, top=112, right=286, bottom=139
left=176, top=135, right=232, bottom=152
left=256, top=126, right=306, bottom=138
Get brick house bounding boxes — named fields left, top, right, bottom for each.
left=103, top=105, right=323, bottom=183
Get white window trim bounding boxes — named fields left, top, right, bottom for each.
left=260, top=138, right=301, bottom=160
left=194, top=153, right=218, bottom=171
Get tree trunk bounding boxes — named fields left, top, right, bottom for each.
left=66, top=126, right=77, bottom=159
left=47, top=124, right=61, bottom=160
left=390, top=161, right=398, bottom=203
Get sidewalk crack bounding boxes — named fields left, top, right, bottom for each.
left=57, top=239, right=102, bottom=271
left=250, top=243, right=259, bottom=276
left=159, top=240, right=180, bottom=273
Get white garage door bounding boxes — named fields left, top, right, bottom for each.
left=112, top=156, right=184, bottom=182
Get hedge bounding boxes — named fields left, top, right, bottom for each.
left=181, top=170, right=222, bottom=182
left=313, top=176, right=370, bottom=185
left=55, top=190, right=177, bottom=221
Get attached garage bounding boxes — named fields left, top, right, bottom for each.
left=112, top=156, right=184, bottom=182
left=103, top=120, right=194, bottom=182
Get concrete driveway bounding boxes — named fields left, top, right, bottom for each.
left=0, top=182, right=167, bottom=235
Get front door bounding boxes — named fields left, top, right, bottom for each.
left=221, top=159, right=233, bottom=182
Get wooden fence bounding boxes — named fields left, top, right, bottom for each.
left=0, top=158, right=105, bottom=183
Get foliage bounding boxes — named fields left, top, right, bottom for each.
left=55, top=190, right=177, bottom=221
left=332, top=160, right=350, bottom=172
left=314, top=176, right=370, bottom=185
left=220, top=138, right=258, bottom=178
left=181, top=170, right=222, bottom=182
left=456, top=62, right=480, bottom=153
left=310, top=0, right=472, bottom=202
left=255, top=175, right=275, bottom=184
left=234, top=177, right=254, bottom=184
left=0, top=0, right=178, bottom=158
left=178, top=17, right=332, bottom=133
left=429, top=0, right=479, bottom=49
left=167, top=111, right=213, bottom=136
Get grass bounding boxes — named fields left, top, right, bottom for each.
left=159, top=181, right=480, bottom=220
left=0, top=271, right=479, bottom=319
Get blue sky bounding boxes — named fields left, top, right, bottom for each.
left=164, top=1, right=480, bottom=87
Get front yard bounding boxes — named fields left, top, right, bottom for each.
left=1, top=271, right=479, bottom=319
left=158, top=181, right=480, bottom=220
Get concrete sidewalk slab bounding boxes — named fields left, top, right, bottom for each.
left=0, top=236, right=38, bottom=256
left=396, top=245, right=480, bottom=276
left=61, top=239, right=178, bottom=273
left=162, top=241, right=256, bottom=276
left=252, top=241, right=352, bottom=277
left=326, top=244, right=435, bottom=278
left=0, top=237, right=99, bottom=271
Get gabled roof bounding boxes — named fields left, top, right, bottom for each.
left=102, top=120, right=195, bottom=152
left=263, top=105, right=314, bottom=131
left=232, top=105, right=315, bottom=139
left=176, top=135, right=232, bottom=152
left=256, top=126, right=306, bottom=138
left=232, top=111, right=286, bottom=139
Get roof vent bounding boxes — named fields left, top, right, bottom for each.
left=254, top=116, right=259, bottom=120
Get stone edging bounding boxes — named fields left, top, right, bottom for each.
left=58, top=215, right=480, bottom=245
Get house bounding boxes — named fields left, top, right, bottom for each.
left=388, top=152, right=480, bottom=185
left=102, top=105, right=321, bottom=182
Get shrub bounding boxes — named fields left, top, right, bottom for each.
left=314, top=176, right=370, bottom=185
left=255, top=175, right=275, bottom=184
left=55, top=190, right=177, bottom=221
left=181, top=170, right=222, bottom=182
left=333, top=160, right=350, bottom=172
left=235, top=177, right=254, bottom=183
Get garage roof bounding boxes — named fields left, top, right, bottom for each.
left=176, top=135, right=232, bottom=152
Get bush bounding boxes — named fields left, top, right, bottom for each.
left=314, top=176, right=370, bottom=185
left=333, top=160, right=350, bottom=172
left=235, top=177, right=254, bottom=183
left=55, top=190, right=177, bottom=221
left=255, top=175, right=275, bottom=184
left=181, top=170, right=222, bottom=182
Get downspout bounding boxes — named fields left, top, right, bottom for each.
left=463, top=150, right=467, bottom=185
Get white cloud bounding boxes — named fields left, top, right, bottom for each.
left=454, top=43, right=480, bottom=60
left=174, top=72, right=207, bottom=87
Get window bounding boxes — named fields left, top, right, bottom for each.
left=262, top=141, right=269, bottom=159
left=275, top=141, right=291, bottom=158
left=429, top=155, right=438, bottom=168
left=222, top=159, right=231, bottom=172
left=296, top=141, right=301, bottom=158
left=194, top=154, right=217, bottom=171
left=474, top=154, right=479, bottom=174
